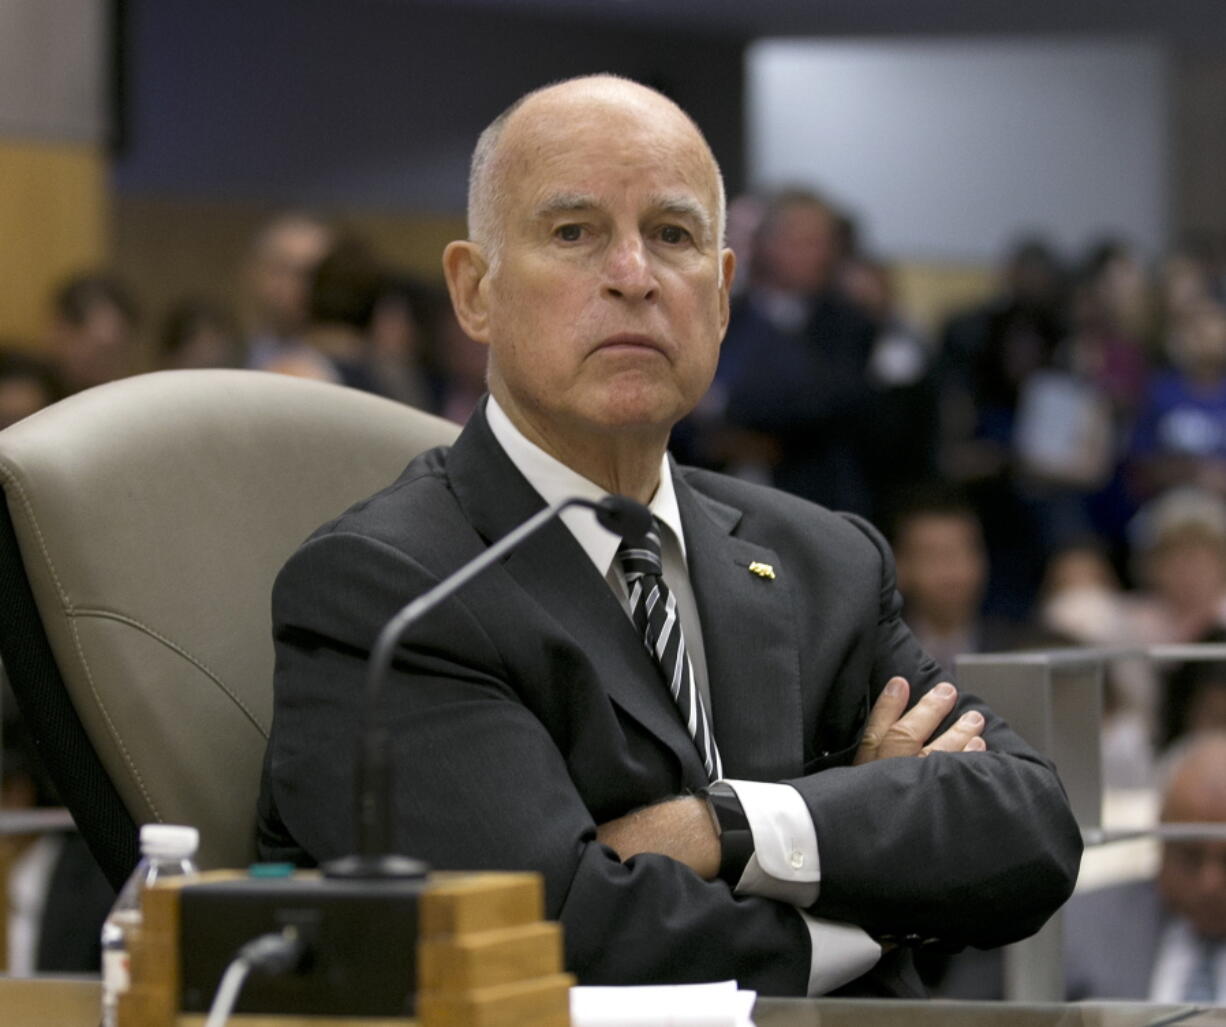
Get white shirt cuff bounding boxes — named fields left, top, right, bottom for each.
left=721, top=779, right=819, bottom=906
left=798, top=911, right=883, bottom=995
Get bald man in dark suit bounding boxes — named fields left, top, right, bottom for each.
left=258, top=75, right=1081, bottom=997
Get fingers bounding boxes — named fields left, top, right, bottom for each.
left=853, top=676, right=909, bottom=765
left=854, top=679, right=990, bottom=764
left=920, top=708, right=987, bottom=756
left=873, top=681, right=960, bottom=760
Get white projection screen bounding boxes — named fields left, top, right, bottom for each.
left=747, top=37, right=1170, bottom=262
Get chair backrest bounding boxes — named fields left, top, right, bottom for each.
left=0, top=370, right=459, bottom=886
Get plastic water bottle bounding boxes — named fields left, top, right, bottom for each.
left=101, top=824, right=200, bottom=1027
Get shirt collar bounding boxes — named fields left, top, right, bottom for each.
left=485, top=395, right=687, bottom=576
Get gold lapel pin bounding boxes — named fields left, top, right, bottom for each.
left=747, top=561, right=776, bottom=580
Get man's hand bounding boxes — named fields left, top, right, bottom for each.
left=596, top=797, right=721, bottom=879
left=853, top=676, right=987, bottom=765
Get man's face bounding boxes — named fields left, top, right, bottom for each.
left=757, top=203, right=836, bottom=295
left=52, top=302, right=136, bottom=393
left=1148, top=537, right=1226, bottom=611
left=895, top=514, right=986, bottom=627
left=463, top=94, right=734, bottom=445
left=249, top=222, right=331, bottom=337
left=1159, top=767, right=1226, bottom=939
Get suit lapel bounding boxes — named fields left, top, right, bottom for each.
left=446, top=403, right=709, bottom=785
left=675, top=471, right=804, bottom=781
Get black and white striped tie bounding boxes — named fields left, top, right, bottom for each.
left=617, top=523, right=722, bottom=780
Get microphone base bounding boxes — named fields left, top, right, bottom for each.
left=322, top=853, right=430, bottom=880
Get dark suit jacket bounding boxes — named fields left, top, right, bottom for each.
left=257, top=402, right=1081, bottom=995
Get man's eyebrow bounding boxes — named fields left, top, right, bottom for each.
left=649, top=195, right=713, bottom=240
left=532, top=193, right=600, bottom=219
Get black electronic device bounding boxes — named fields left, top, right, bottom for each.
left=179, top=875, right=424, bottom=1016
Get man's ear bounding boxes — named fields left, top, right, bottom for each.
left=442, top=241, right=492, bottom=344
left=717, top=248, right=737, bottom=337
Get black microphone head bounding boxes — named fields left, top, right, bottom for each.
left=594, top=494, right=654, bottom=542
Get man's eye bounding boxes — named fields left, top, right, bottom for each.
left=658, top=225, right=691, bottom=245
left=556, top=224, right=584, bottom=242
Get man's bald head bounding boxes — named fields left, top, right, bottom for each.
left=1162, top=732, right=1226, bottom=824
left=1158, top=732, right=1226, bottom=939
left=467, top=75, right=726, bottom=269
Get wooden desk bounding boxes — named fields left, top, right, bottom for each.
left=3, top=977, right=1217, bottom=1027
left=2, top=975, right=100, bottom=1026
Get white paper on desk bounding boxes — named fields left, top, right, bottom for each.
left=569, top=979, right=757, bottom=1027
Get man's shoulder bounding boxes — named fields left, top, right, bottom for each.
left=674, top=463, right=888, bottom=556
left=302, top=441, right=466, bottom=553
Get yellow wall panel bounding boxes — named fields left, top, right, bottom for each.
left=893, top=262, right=995, bottom=338
left=0, top=140, right=108, bottom=345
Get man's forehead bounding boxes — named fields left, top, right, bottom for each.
left=505, top=106, right=717, bottom=210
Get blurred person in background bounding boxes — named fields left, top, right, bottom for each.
left=723, top=193, right=765, bottom=301
left=243, top=211, right=335, bottom=378
left=718, top=188, right=881, bottom=517
left=998, top=239, right=1152, bottom=588
left=890, top=487, right=1033, bottom=681
left=939, top=237, right=1068, bottom=479
left=669, top=190, right=768, bottom=471
left=157, top=298, right=245, bottom=371
left=935, top=733, right=1226, bottom=1000
left=47, top=273, right=141, bottom=395
left=1037, top=542, right=1127, bottom=644
left=1129, top=488, right=1226, bottom=647
left=1038, top=240, right=1157, bottom=568
left=300, top=234, right=383, bottom=392
left=1066, top=239, right=1153, bottom=423
left=1037, top=542, right=1155, bottom=790
left=369, top=274, right=438, bottom=410
left=1130, top=301, right=1226, bottom=501
left=839, top=254, right=938, bottom=521
left=1064, top=733, right=1226, bottom=1001
left=0, top=348, right=59, bottom=430
left=433, top=302, right=489, bottom=426
left=937, top=238, right=1070, bottom=618
left=1161, top=248, right=1216, bottom=330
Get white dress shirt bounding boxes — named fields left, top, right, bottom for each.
left=1150, top=919, right=1226, bottom=1003
left=485, top=396, right=880, bottom=993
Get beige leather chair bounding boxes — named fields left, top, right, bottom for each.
left=0, top=370, right=459, bottom=885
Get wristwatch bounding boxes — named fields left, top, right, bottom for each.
left=700, top=782, right=754, bottom=886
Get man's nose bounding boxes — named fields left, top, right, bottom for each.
left=603, top=236, right=658, bottom=302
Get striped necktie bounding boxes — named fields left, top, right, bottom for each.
left=617, top=522, right=722, bottom=780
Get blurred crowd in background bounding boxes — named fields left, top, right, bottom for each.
left=8, top=187, right=1226, bottom=984
left=8, top=193, right=1226, bottom=791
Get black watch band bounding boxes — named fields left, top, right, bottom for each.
left=701, top=782, right=754, bottom=886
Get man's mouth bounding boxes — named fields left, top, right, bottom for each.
left=594, top=334, right=668, bottom=357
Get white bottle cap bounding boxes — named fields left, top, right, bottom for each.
left=139, top=824, right=199, bottom=859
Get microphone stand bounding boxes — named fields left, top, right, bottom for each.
left=324, top=494, right=650, bottom=879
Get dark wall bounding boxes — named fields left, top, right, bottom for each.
left=114, top=0, right=747, bottom=212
